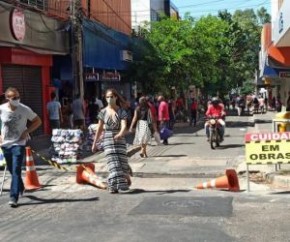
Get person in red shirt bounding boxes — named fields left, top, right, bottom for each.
left=190, top=98, right=198, bottom=126
left=205, top=97, right=226, bottom=141
left=158, top=95, right=170, bottom=145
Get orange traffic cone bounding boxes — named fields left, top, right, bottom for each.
left=196, top=169, right=240, bottom=192
left=24, top=146, right=42, bottom=190
left=76, top=163, right=107, bottom=189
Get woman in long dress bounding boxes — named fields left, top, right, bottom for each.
left=92, top=88, right=131, bottom=193
left=129, top=96, right=155, bottom=158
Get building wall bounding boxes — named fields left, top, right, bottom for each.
left=82, top=0, right=132, bottom=35
left=47, top=0, right=70, bottom=20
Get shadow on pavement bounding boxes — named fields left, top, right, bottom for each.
left=217, top=144, right=245, bottom=149
left=255, top=119, right=272, bottom=124
left=125, top=189, right=191, bottom=195
left=20, top=195, right=99, bottom=206
left=226, top=121, right=255, bottom=127
left=171, top=142, right=196, bottom=145
left=152, top=155, right=187, bottom=158
left=269, top=191, right=290, bottom=195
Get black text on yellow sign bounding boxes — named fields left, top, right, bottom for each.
left=245, top=140, right=290, bottom=165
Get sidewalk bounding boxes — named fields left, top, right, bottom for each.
left=3, top=111, right=290, bottom=191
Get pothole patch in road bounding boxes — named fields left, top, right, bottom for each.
left=129, top=196, right=233, bottom=217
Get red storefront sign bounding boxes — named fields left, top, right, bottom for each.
left=10, top=9, right=26, bottom=41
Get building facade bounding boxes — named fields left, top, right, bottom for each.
left=259, top=0, right=290, bottom=110
left=52, top=0, right=133, bottom=106
left=0, top=1, right=69, bottom=135
left=131, top=0, right=179, bottom=33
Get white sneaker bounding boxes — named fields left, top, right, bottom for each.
left=8, top=200, right=18, bottom=208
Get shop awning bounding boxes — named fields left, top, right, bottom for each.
left=268, top=43, right=290, bottom=66
left=260, top=55, right=290, bottom=78
left=82, top=19, right=131, bottom=70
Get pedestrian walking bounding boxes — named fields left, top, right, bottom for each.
left=129, top=96, right=156, bottom=158
left=189, top=97, right=198, bottom=126
left=158, top=95, right=170, bottom=145
left=236, top=95, right=245, bottom=116
left=276, top=96, right=282, bottom=112
left=271, top=96, right=276, bottom=111
left=0, top=87, right=42, bottom=207
left=72, top=94, right=86, bottom=130
left=258, top=95, right=265, bottom=114
left=46, top=92, right=63, bottom=131
left=253, top=96, right=259, bottom=114
left=91, top=88, right=132, bottom=193
left=168, top=97, right=176, bottom=129
left=95, top=95, right=104, bottom=110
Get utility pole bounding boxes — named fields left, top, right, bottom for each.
left=70, top=0, right=84, bottom=99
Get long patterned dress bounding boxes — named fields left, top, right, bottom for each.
left=98, top=108, right=131, bottom=192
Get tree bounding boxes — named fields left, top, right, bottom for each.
left=127, top=7, right=271, bottom=97
left=257, top=7, right=271, bottom=24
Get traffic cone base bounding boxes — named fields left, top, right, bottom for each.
left=24, top=147, right=42, bottom=190
left=196, top=169, right=239, bottom=192
left=76, top=163, right=107, bottom=190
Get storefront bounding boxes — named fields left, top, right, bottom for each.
left=82, top=19, right=132, bottom=99
left=259, top=20, right=290, bottom=108
left=0, top=2, right=69, bottom=135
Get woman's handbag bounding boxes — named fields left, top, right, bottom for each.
left=160, top=127, right=173, bottom=140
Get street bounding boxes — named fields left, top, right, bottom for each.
left=1, top=113, right=290, bottom=242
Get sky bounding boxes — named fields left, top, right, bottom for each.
left=171, top=0, right=271, bottom=19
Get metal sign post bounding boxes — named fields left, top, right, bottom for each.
left=0, top=165, right=7, bottom=196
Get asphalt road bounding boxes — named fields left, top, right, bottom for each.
left=1, top=113, right=290, bottom=242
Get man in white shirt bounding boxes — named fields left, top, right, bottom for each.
left=0, top=87, right=42, bottom=207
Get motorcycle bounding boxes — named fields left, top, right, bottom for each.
left=207, top=117, right=224, bottom=149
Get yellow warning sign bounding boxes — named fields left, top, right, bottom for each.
left=245, top=132, right=290, bottom=165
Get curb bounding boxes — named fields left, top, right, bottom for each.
left=266, top=173, right=290, bottom=188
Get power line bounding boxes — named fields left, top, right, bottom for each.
left=0, top=0, right=271, bottom=27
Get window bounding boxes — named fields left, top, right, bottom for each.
left=19, top=0, right=48, bottom=11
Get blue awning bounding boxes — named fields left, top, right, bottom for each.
left=262, top=64, right=279, bottom=77
left=82, top=19, right=131, bottom=71
left=260, top=56, right=290, bottom=78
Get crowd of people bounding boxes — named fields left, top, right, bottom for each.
left=2, top=86, right=287, bottom=205
left=218, top=94, right=283, bottom=117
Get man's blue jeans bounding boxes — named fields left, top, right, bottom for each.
left=2, top=145, right=25, bottom=202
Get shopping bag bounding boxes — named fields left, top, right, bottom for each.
left=160, top=127, right=173, bottom=140
left=153, top=131, right=161, bottom=145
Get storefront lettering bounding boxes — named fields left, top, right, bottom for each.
left=245, top=132, right=290, bottom=142
left=279, top=12, right=284, bottom=34
left=101, top=70, right=121, bottom=81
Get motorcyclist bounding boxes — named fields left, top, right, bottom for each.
left=205, top=97, right=226, bottom=142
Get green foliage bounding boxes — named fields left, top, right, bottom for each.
left=127, top=7, right=270, bottom=96
left=240, top=80, right=255, bottom=95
